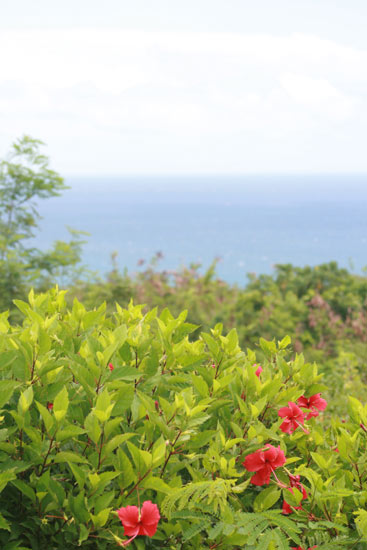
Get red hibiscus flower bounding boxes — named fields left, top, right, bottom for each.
left=254, top=364, right=263, bottom=377
left=242, top=444, right=286, bottom=486
left=297, top=394, right=327, bottom=419
left=108, top=363, right=114, bottom=371
left=278, top=402, right=306, bottom=434
left=117, top=501, right=160, bottom=546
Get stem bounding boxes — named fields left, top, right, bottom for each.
left=95, top=373, right=102, bottom=394
left=259, top=402, right=271, bottom=422
left=30, top=354, right=37, bottom=383
left=39, top=436, right=55, bottom=476
left=97, top=426, right=105, bottom=472
left=354, top=462, right=363, bottom=490
left=160, top=430, right=182, bottom=478
left=19, top=429, right=23, bottom=459
left=124, top=469, right=152, bottom=498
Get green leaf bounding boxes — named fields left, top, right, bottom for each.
left=201, top=332, right=220, bottom=360
left=53, top=386, right=69, bottom=422
left=18, top=386, right=33, bottom=415
left=143, top=476, right=172, bottom=494
left=0, top=469, right=16, bottom=493
left=68, top=462, right=86, bottom=490
left=278, top=335, right=291, bottom=349
left=69, top=491, right=89, bottom=523
left=253, top=487, right=281, bottom=512
left=94, top=389, right=113, bottom=423
left=11, top=479, right=36, bottom=503
left=36, top=401, right=54, bottom=433
left=53, top=451, right=88, bottom=464
left=90, top=508, right=111, bottom=529
left=103, top=433, right=135, bottom=456
left=127, top=441, right=152, bottom=473
left=78, top=524, right=90, bottom=545
left=0, top=380, right=18, bottom=408
left=111, top=385, right=134, bottom=415
left=84, top=411, right=101, bottom=445
left=117, top=448, right=135, bottom=488
left=56, top=425, right=85, bottom=442
left=191, top=375, right=209, bottom=398
left=0, top=512, right=10, bottom=531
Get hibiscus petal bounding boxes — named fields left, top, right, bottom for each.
left=278, top=406, right=291, bottom=418
left=280, top=419, right=292, bottom=433
left=310, top=394, right=327, bottom=411
left=243, top=451, right=265, bottom=472
left=263, top=445, right=277, bottom=462
left=139, top=522, right=159, bottom=537
left=282, top=500, right=292, bottom=514
left=140, top=501, right=160, bottom=527
left=289, top=402, right=304, bottom=418
left=271, top=446, right=286, bottom=468
left=117, top=505, right=139, bottom=529
left=297, top=396, right=309, bottom=408
left=250, top=466, right=271, bottom=485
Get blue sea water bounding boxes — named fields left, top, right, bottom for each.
left=35, top=174, right=367, bottom=285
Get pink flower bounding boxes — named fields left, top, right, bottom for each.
left=278, top=402, right=306, bottom=434
left=117, top=501, right=160, bottom=546
left=108, top=363, right=114, bottom=371
left=254, top=364, right=263, bottom=377
left=242, top=444, right=286, bottom=486
left=297, top=394, right=327, bottom=419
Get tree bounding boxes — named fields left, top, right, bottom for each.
left=0, top=135, right=85, bottom=314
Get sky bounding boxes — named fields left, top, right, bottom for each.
left=1, top=1, right=367, bottom=175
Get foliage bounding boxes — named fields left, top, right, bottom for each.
left=71, top=259, right=367, bottom=414
left=0, top=289, right=366, bottom=548
left=0, top=136, right=85, bottom=317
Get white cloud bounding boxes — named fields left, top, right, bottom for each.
left=0, top=29, right=366, bottom=173
left=280, top=73, right=356, bottom=122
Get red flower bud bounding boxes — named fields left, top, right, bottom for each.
left=254, top=364, right=263, bottom=377
left=47, top=402, right=53, bottom=411
left=108, top=363, right=114, bottom=371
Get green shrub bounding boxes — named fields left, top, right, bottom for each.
left=0, top=289, right=366, bottom=549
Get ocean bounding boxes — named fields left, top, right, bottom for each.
left=35, top=174, right=367, bottom=284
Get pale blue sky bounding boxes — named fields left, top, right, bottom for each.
left=1, top=1, right=367, bottom=174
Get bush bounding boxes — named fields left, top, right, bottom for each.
left=0, top=289, right=366, bottom=549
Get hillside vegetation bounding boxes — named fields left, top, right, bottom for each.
left=1, top=137, right=367, bottom=548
